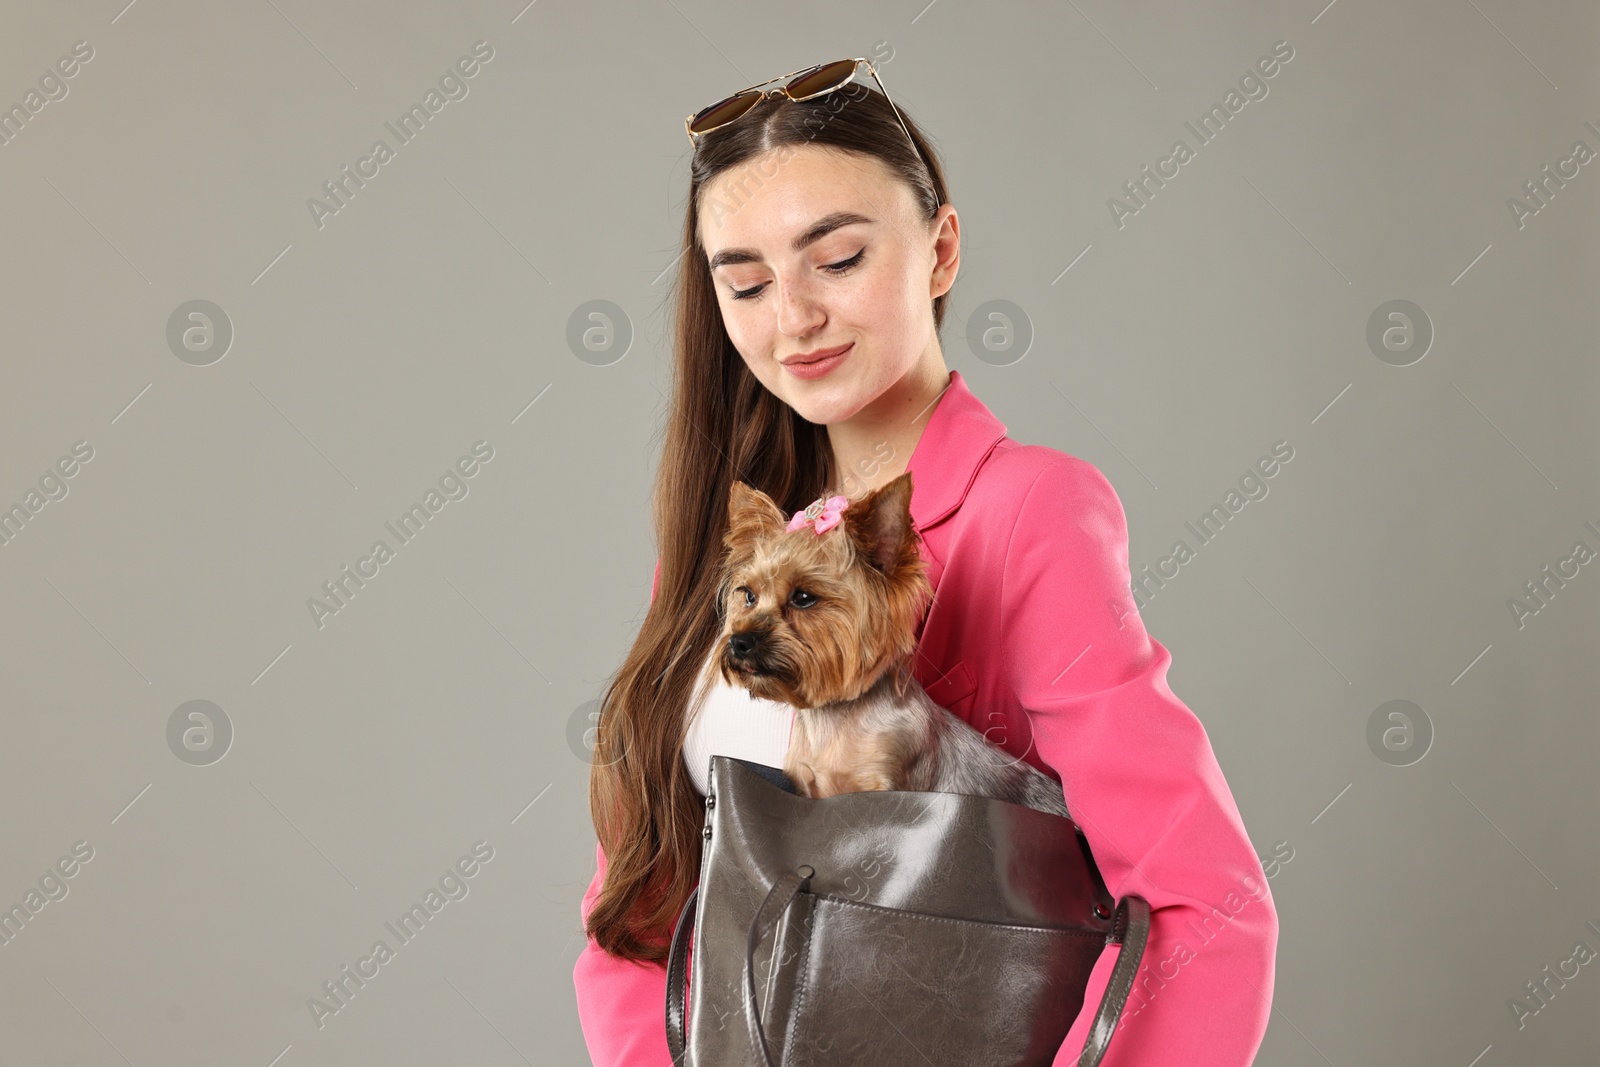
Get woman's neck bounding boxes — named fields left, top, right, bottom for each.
left=827, top=358, right=952, bottom=499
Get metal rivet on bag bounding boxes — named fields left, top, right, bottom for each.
left=1093, top=903, right=1112, bottom=920
left=703, top=825, right=712, bottom=839
left=706, top=794, right=715, bottom=809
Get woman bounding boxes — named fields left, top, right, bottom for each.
left=573, top=58, right=1277, bottom=1065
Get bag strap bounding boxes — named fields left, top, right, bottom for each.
left=1077, top=895, right=1151, bottom=1067
left=743, top=866, right=815, bottom=1067
left=666, top=863, right=816, bottom=1067
left=665, top=883, right=699, bottom=1064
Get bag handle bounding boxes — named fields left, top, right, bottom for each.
left=664, top=867, right=814, bottom=1066
left=665, top=883, right=699, bottom=1064
left=1077, top=894, right=1151, bottom=1067
left=742, top=866, right=814, bottom=1067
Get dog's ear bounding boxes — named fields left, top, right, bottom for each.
left=725, top=480, right=786, bottom=548
left=844, top=471, right=918, bottom=575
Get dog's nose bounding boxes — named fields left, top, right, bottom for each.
left=729, top=631, right=762, bottom=658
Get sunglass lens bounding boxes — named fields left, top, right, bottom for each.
left=689, top=90, right=763, bottom=135
left=786, top=59, right=859, bottom=100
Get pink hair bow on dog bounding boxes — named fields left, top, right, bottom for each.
left=787, top=494, right=850, bottom=534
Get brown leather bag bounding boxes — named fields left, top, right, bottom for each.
left=666, top=756, right=1150, bottom=1066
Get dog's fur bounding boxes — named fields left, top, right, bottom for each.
left=713, top=472, right=1069, bottom=819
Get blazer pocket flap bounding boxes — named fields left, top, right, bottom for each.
left=924, top=660, right=976, bottom=707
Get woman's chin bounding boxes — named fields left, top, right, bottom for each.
left=778, top=382, right=862, bottom=426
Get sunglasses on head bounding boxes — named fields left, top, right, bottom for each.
left=684, top=57, right=922, bottom=167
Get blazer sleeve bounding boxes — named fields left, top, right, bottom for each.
left=571, top=556, right=675, bottom=1067
left=996, top=458, right=1278, bottom=1066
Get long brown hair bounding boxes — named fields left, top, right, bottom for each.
left=585, top=74, right=952, bottom=962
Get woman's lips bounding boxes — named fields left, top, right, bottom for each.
left=781, top=342, right=852, bottom=381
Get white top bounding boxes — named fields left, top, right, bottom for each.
left=681, top=650, right=794, bottom=797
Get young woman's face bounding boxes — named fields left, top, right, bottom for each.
left=696, top=144, right=956, bottom=426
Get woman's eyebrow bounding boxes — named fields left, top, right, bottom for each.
left=706, top=211, right=875, bottom=270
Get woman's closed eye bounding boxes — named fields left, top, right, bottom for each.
left=729, top=249, right=866, bottom=301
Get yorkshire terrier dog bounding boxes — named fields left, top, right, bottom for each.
left=713, top=471, right=1070, bottom=819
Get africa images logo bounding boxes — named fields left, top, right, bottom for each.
left=306, top=440, right=494, bottom=630
left=306, top=41, right=495, bottom=230
left=306, top=840, right=494, bottom=1029
left=1106, top=40, right=1295, bottom=229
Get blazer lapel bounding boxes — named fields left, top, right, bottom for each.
left=905, top=368, right=1009, bottom=595
left=906, top=369, right=1009, bottom=532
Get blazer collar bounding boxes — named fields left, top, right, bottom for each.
left=905, top=369, right=1009, bottom=531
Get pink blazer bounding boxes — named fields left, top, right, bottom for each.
left=574, top=369, right=1277, bottom=1065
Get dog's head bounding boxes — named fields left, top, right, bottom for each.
left=714, top=471, right=931, bottom=709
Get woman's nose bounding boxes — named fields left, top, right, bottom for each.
left=775, top=278, right=826, bottom=337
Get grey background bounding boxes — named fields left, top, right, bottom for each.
left=0, top=0, right=1595, bottom=1064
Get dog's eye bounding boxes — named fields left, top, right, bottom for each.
left=789, top=589, right=817, bottom=609
left=736, top=586, right=756, bottom=608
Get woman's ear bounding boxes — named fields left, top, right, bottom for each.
left=928, top=204, right=960, bottom=301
